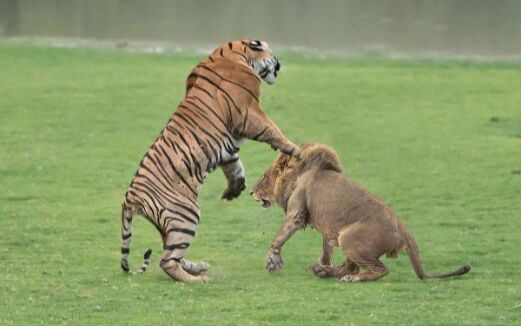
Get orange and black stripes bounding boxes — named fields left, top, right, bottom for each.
left=120, top=57, right=248, bottom=276
left=120, top=39, right=296, bottom=281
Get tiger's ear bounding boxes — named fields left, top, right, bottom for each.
left=248, top=40, right=263, bottom=52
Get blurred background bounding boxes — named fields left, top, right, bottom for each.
left=1, top=2, right=521, bottom=324
left=1, top=0, right=520, bottom=59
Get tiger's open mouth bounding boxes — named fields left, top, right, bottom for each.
left=273, top=58, right=281, bottom=77
left=251, top=57, right=280, bottom=84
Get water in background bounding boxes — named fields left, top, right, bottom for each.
left=1, top=0, right=520, bottom=59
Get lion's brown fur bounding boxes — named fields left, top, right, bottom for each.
left=253, top=143, right=471, bottom=282
left=270, top=143, right=342, bottom=211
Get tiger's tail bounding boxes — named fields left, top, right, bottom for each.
left=120, top=201, right=152, bottom=274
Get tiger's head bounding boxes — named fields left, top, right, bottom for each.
left=210, top=39, right=281, bottom=84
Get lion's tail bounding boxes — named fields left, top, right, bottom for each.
left=398, top=221, right=471, bottom=280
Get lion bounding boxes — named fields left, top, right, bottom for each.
left=251, top=143, right=471, bottom=282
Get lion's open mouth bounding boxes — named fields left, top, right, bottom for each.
left=251, top=191, right=272, bottom=208
left=261, top=199, right=272, bottom=208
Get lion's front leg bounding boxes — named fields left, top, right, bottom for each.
left=266, top=189, right=307, bottom=274
left=266, top=209, right=306, bottom=273
left=220, top=154, right=246, bottom=200
left=238, top=107, right=300, bottom=156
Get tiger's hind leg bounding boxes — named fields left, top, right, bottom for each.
left=160, top=232, right=208, bottom=282
left=159, top=210, right=208, bottom=282
left=181, top=259, right=209, bottom=276
left=159, top=232, right=209, bottom=276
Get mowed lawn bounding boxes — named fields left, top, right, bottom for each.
left=1, top=43, right=520, bottom=325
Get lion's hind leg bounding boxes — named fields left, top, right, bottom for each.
left=311, top=234, right=360, bottom=279
left=337, top=226, right=389, bottom=283
left=338, top=255, right=388, bottom=283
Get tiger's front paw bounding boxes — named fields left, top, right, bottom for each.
left=221, top=176, right=246, bottom=201
left=266, top=249, right=283, bottom=274
left=290, top=145, right=301, bottom=159
left=279, top=142, right=301, bottom=158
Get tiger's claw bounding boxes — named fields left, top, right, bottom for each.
left=221, top=176, right=246, bottom=200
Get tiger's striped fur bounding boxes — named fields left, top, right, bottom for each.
left=121, top=39, right=299, bottom=282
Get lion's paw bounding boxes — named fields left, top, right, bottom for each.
left=311, top=263, right=333, bottom=278
left=338, top=274, right=360, bottom=283
left=266, top=251, right=283, bottom=274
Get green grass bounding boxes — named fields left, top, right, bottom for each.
left=1, top=43, right=520, bottom=325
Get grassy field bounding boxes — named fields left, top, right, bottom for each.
left=1, top=43, right=520, bottom=325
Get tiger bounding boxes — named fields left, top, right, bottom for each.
left=120, top=39, right=299, bottom=282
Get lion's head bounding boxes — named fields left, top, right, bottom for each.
left=251, top=143, right=343, bottom=209
left=250, top=154, right=291, bottom=209
left=211, top=39, right=281, bottom=84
